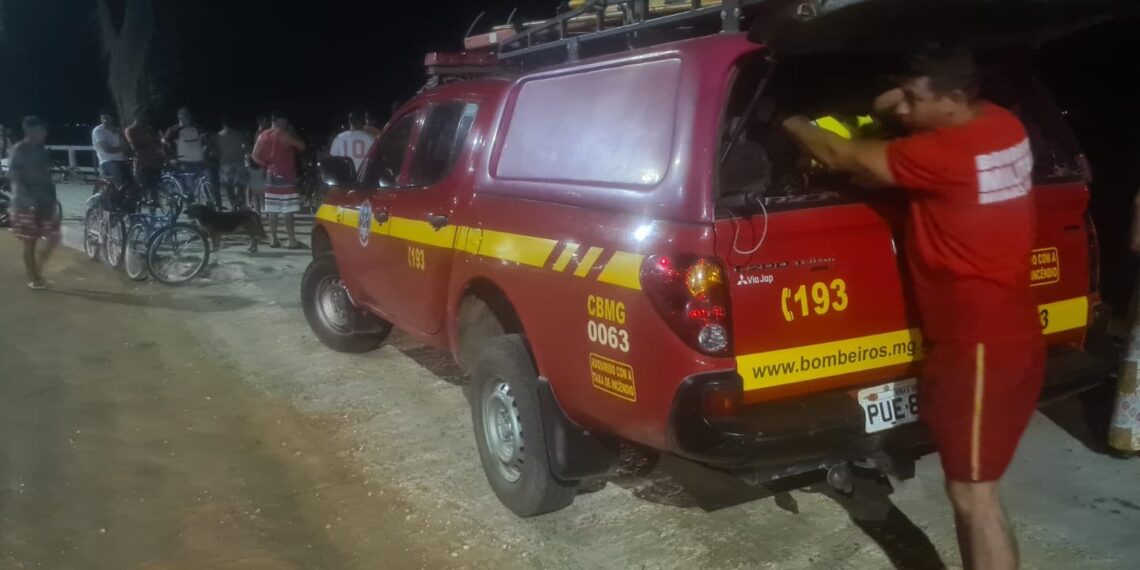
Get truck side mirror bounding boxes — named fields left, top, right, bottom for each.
left=319, top=157, right=357, bottom=189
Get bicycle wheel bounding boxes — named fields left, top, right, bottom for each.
left=82, top=207, right=102, bottom=261
left=196, top=178, right=218, bottom=208
left=124, top=223, right=150, bottom=281
left=159, top=176, right=184, bottom=215
left=146, top=222, right=211, bottom=285
left=103, top=214, right=127, bottom=268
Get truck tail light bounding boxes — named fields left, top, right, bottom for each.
left=641, top=255, right=732, bottom=356
left=1085, top=212, right=1100, bottom=293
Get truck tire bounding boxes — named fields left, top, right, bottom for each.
left=301, top=254, right=390, bottom=353
left=470, top=334, right=577, bottom=517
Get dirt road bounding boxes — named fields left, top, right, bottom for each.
left=0, top=239, right=488, bottom=569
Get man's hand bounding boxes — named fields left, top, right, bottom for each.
left=781, top=116, right=896, bottom=187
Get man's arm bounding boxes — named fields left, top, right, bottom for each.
left=250, top=134, right=268, bottom=167
left=8, top=144, right=28, bottom=189
left=283, top=129, right=306, bottom=152
left=94, top=130, right=125, bottom=155
left=782, top=116, right=895, bottom=187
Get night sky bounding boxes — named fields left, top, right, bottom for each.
left=0, top=0, right=556, bottom=137
left=1, top=1, right=1137, bottom=305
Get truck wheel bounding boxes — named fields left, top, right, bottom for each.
left=301, top=254, right=390, bottom=353
left=471, top=334, right=577, bottom=517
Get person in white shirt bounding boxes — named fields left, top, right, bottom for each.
left=92, top=110, right=129, bottom=187
left=329, top=112, right=376, bottom=173
left=163, top=107, right=220, bottom=207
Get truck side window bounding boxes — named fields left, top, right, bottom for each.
left=409, top=102, right=478, bottom=187
left=362, top=112, right=417, bottom=189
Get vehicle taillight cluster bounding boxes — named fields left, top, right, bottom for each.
left=641, top=255, right=732, bottom=356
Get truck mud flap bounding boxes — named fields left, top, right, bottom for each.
left=536, top=377, right=620, bottom=481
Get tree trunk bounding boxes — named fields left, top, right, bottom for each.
left=96, top=0, right=156, bottom=124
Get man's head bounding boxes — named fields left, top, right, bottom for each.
left=177, top=106, right=193, bottom=127
left=364, top=110, right=377, bottom=127
left=99, top=109, right=117, bottom=128
left=22, top=116, right=47, bottom=144
left=892, top=48, right=980, bottom=131
left=257, top=115, right=271, bottom=130
left=349, top=111, right=365, bottom=130
left=271, top=110, right=289, bottom=129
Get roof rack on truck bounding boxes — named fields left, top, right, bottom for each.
left=465, top=0, right=774, bottom=69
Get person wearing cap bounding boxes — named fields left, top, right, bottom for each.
left=329, top=112, right=376, bottom=173
left=782, top=48, right=1041, bottom=570
left=251, top=111, right=306, bottom=249
left=8, top=116, right=60, bottom=290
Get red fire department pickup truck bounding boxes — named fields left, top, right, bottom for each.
left=302, top=0, right=1124, bottom=516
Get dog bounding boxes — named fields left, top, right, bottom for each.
left=184, top=204, right=268, bottom=253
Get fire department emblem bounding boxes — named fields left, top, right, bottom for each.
left=358, top=204, right=372, bottom=246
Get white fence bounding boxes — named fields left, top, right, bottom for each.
left=46, top=145, right=99, bottom=176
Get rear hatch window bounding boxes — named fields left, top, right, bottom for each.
left=717, top=49, right=1086, bottom=211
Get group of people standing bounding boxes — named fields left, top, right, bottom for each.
left=1, top=104, right=385, bottom=289
left=87, top=107, right=386, bottom=250
left=90, top=107, right=363, bottom=250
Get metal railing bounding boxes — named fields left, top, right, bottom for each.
left=46, top=145, right=99, bottom=176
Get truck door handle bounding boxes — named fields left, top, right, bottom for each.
left=372, top=207, right=390, bottom=223
left=427, top=214, right=449, bottom=230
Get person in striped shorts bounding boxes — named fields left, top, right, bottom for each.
left=252, top=111, right=306, bottom=249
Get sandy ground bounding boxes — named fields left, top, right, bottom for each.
left=0, top=183, right=1137, bottom=569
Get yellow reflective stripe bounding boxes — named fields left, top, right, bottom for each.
left=388, top=216, right=457, bottom=249
left=574, top=247, right=605, bottom=277
left=314, top=211, right=643, bottom=290
left=813, top=116, right=853, bottom=140
left=738, top=328, right=924, bottom=391
left=597, top=251, right=644, bottom=291
left=553, top=243, right=579, bottom=272
left=855, top=115, right=875, bottom=128
left=1041, top=296, right=1087, bottom=335
left=316, top=204, right=339, bottom=223
left=971, top=343, right=986, bottom=481
left=477, top=229, right=559, bottom=268
left=737, top=296, right=1089, bottom=392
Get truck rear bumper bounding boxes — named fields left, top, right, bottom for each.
left=668, top=346, right=1114, bottom=473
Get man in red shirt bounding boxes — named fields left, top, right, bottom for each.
left=783, top=49, right=1042, bottom=570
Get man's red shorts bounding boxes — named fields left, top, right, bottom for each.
left=920, top=339, right=1045, bottom=482
left=10, top=203, right=61, bottom=242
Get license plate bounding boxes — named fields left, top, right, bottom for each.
left=857, top=378, right=920, bottom=434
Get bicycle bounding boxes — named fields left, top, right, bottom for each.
left=82, top=178, right=130, bottom=268
left=144, top=219, right=211, bottom=285
left=159, top=162, right=218, bottom=213
left=123, top=202, right=178, bottom=281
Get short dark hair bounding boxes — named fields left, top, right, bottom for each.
left=271, top=110, right=287, bottom=120
left=22, top=116, right=45, bottom=131
left=348, top=111, right=364, bottom=127
left=899, top=47, right=979, bottom=99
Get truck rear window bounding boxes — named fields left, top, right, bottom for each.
left=717, top=50, right=1086, bottom=207
left=495, top=58, right=681, bottom=188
